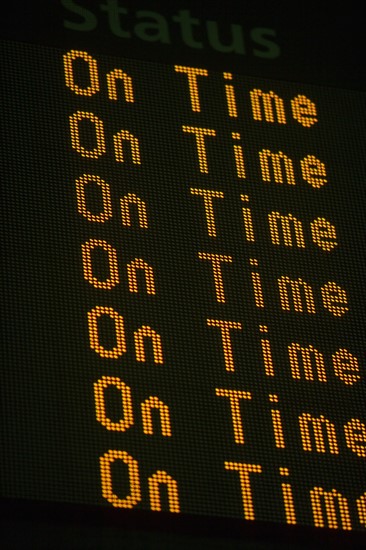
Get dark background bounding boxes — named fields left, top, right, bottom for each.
left=1, top=2, right=366, bottom=548
left=1, top=0, right=366, bottom=91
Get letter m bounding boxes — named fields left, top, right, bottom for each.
left=250, top=89, right=286, bottom=123
left=288, top=343, right=327, bottom=382
left=278, top=276, right=316, bottom=314
left=310, top=487, right=352, bottom=530
left=268, top=212, right=305, bottom=248
left=259, top=150, right=296, bottom=185
left=298, top=413, right=339, bottom=454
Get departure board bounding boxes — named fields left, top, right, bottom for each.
left=1, top=34, right=365, bottom=543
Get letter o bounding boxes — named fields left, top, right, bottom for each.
left=69, top=111, right=106, bottom=158
left=81, top=239, right=120, bottom=289
left=76, top=174, right=113, bottom=223
left=100, top=450, right=141, bottom=508
left=63, top=50, right=100, bottom=96
left=94, top=376, right=134, bottom=431
left=87, top=306, right=126, bottom=359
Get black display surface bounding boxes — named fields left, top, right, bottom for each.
left=1, top=3, right=366, bottom=548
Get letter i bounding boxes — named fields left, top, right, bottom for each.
left=249, top=258, right=264, bottom=308
left=279, top=467, right=296, bottom=524
left=269, top=394, right=285, bottom=448
left=232, top=133, right=246, bottom=179
left=223, top=72, right=238, bottom=117
left=259, top=325, right=275, bottom=376
left=240, top=195, right=255, bottom=242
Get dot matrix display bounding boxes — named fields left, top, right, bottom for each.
left=1, top=39, right=365, bottom=532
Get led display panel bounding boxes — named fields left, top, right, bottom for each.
left=1, top=38, right=365, bottom=537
